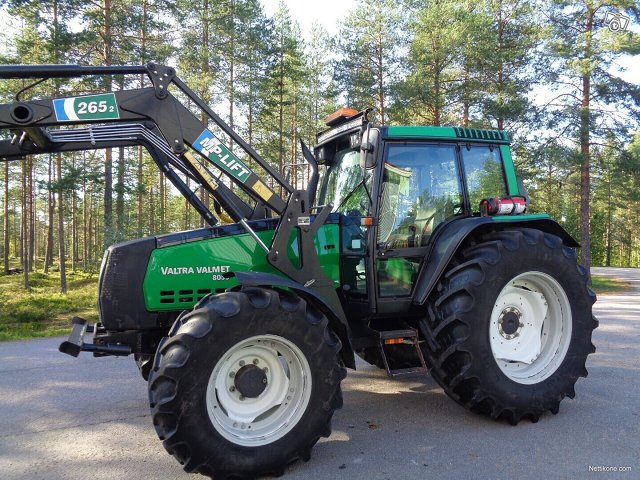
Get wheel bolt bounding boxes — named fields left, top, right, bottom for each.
left=239, top=360, right=245, bottom=367
left=229, top=371, right=235, bottom=378
left=263, top=367, right=268, bottom=373
left=239, top=395, right=245, bottom=401
left=253, top=358, right=259, bottom=365
left=229, top=386, right=236, bottom=392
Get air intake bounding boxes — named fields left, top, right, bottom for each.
left=454, top=127, right=508, bottom=142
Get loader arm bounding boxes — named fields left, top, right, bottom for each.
left=0, top=62, right=347, bottom=324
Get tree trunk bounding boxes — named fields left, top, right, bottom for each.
left=44, top=155, right=54, bottom=272
left=22, top=158, right=30, bottom=289
left=102, top=0, right=114, bottom=250
left=3, top=161, right=8, bottom=274
left=149, top=185, right=155, bottom=234
left=278, top=42, right=284, bottom=196
left=57, top=153, right=67, bottom=293
left=87, top=192, right=92, bottom=270
left=228, top=0, right=235, bottom=153
left=83, top=154, right=88, bottom=271
left=159, top=171, right=165, bottom=233
left=28, top=156, right=34, bottom=272
left=137, top=3, right=147, bottom=238
left=579, top=11, right=593, bottom=270
left=377, top=35, right=385, bottom=125
left=184, top=176, right=190, bottom=231
left=71, top=154, right=78, bottom=272
left=138, top=147, right=144, bottom=236
left=463, top=67, right=470, bottom=127
left=116, top=145, right=125, bottom=240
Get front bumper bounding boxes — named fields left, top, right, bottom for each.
left=59, top=317, right=132, bottom=357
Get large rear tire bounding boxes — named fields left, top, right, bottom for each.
left=420, top=228, right=597, bottom=424
left=149, top=287, right=346, bottom=478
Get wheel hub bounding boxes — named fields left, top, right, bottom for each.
left=206, top=335, right=312, bottom=446
left=498, top=307, right=523, bottom=338
left=234, top=364, right=268, bottom=398
left=489, top=272, right=572, bottom=384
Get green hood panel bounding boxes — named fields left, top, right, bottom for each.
left=143, top=224, right=341, bottom=311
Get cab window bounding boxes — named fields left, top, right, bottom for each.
left=461, top=146, right=507, bottom=213
left=378, top=144, right=463, bottom=249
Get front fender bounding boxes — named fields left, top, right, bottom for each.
left=412, top=215, right=579, bottom=306
left=229, top=271, right=355, bottom=369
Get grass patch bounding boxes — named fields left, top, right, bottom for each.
left=0, top=270, right=98, bottom=341
left=590, top=275, right=632, bottom=295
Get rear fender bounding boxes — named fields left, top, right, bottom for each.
left=412, top=216, right=579, bottom=306
left=230, top=271, right=355, bottom=369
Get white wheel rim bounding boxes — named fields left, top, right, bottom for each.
left=206, top=335, right=312, bottom=447
left=489, top=272, right=572, bottom=385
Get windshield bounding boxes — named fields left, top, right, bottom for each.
left=319, top=148, right=371, bottom=216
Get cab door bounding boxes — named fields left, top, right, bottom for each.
left=373, top=143, right=464, bottom=313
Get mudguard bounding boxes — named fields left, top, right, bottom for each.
left=230, top=271, right=356, bottom=369
left=412, top=215, right=579, bottom=306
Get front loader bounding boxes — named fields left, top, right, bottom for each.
left=0, top=64, right=597, bottom=479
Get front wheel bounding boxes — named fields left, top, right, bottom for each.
left=420, top=228, right=597, bottom=424
left=148, top=287, right=346, bottom=478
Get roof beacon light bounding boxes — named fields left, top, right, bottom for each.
left=324, top=107, right=359, bottom=127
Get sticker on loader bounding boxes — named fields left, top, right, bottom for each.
left=53, top=93, right=120, bottom=121
left=193, top=129, right=252, bottom=183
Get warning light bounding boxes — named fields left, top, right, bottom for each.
left=324, top=107, right=359, bottom=127
left=360, top=216, right=375, bottom=227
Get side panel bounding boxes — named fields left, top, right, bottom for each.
left=142, top=224, right=341, bottom=311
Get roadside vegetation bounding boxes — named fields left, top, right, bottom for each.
left=0, top=270, right=98, bottom=341
left=590, top=275, right=632, bottom=295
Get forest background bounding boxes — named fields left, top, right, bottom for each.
left=0, top=0, right=638, bottom=338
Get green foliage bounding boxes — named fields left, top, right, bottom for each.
left=0, top=270, right=98, bottom=341
left=334, top=0, right=404, bottom=123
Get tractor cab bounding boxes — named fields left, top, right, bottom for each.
left=315, top=108, right=519, bottom=319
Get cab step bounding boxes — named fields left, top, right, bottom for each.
left=376, top=327, right=429, bottom=378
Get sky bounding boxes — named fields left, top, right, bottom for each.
left=260, top=0, right=357, bottom=37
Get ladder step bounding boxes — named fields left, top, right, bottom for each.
left=378, top=328, right=419, bottom=340
left=388, top=366, right=429, bottom=377
left=375, top=326, right=429, bottom=379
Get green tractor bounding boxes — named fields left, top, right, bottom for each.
left=0, top=64, right=597, bottom=478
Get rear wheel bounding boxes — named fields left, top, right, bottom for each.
left=420, top=228, right=597, bottom=424
left=148, top=287, right=345, bottom=478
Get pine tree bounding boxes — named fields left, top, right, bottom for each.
left=545, top=0, right=640, bottom=269
left=392, top=0, right=471, bottom=125
left=335, top=0, right=404, bottom=124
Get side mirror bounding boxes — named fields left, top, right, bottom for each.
left=359, top=126, right=378, bottom=169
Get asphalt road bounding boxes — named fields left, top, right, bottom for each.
left=0, top=267, right=638, bottom=480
